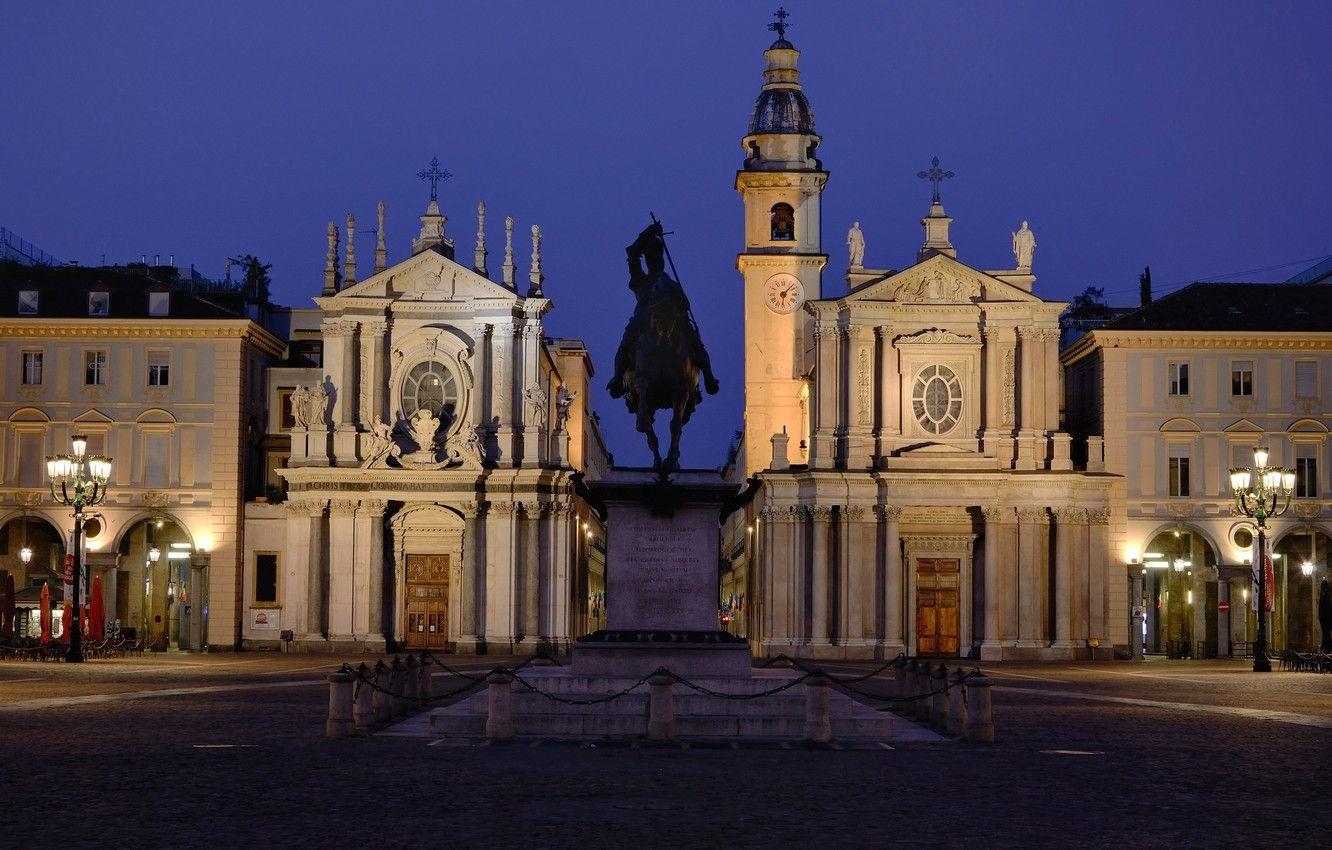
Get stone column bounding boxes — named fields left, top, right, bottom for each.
left=358, top=320, right=386, bottom=433
left=483, top=501, right=518, bottom=649
left=1052, top=507, right=1082, bottom=652
left=845, top=326, right=874, bottom=469
left=356, top=500, right=386, bottom=645
left=520, top=501, right=541, bottom=643
left=491, top=322, right=515, bottom=465
left=1015, top=327, right=1038, bottom=470
left=835, top=506, right=860, bottom=645
left=519, top=321, right=543, bottom=464
left=471, top=321, right=492, bottom=442
left=1216, top=577, right=1231, bottom=658
left=880, top=506, right=904, bottom=655
left=285, top=499, right=326, bottom=640
left=1016, top=507, right=1049, bottom=649
left=1128, top=564, right=1146, bottom=660
left=322, top=319, right=360, bottom=464
left=876, top=326, right=900, bottom=456
left=979, top=506, right=1005, bottom=660
left=326, top=499, right=358, bottom=641
left=809, top=505, right=833, bottom=648
left=1087, top=508, right=1110, bottom=645
left=459, top=501, right=482, bottom=649
left=1043, top=328, right=1060, bottom=433
left=810, top=323, right=838, bottom=468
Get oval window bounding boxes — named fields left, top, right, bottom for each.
left=911, top=364, right=963, bottom=434
left=401, top=361, right=459, bottom=428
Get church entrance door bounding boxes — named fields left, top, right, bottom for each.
left=404, top=554, right=449, bottom=649
left=915, top=557, right=961, bottom=656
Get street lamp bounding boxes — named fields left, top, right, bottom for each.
left=46, top=435, right=112, bottom=663
left=1230, top=445, right=1295, bottom=672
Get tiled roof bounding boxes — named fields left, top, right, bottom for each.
left=1100, top=282, right=1332, bottom=333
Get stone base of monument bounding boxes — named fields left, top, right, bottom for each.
left=394, top=470, right=940, bottom=744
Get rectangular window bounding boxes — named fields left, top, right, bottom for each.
left=21, top=351, right=43, bottom=385
left=1296, top=455, right=1318, bottom=499
left=147, top=351, right=170, bottom=387
left=148, top=291, right=170, bottom=317
left=1230, top=361, right=1253, bottom=397
left=254, top=553, right=279, bottom=604
left=1168, top=456, right=1191, bottom=497
left=18, top=290, right=38, bottom=315
left=1295, top=361, right=1317, bottom=398
left=1168, top=362, right=1190, bottom=396
left=278, top=389, right=296, bottom=431
left=88, top=291, right=109, bottom=317
left=84, top=350, right=107, bottom=386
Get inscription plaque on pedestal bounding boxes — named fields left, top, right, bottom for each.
left=606, top=502, right=719, bottom=632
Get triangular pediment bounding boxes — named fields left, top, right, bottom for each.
left=845, top=254, right=1044, bottom=305
left=1222, top=418, right=1265, bottom=434
left=323, top=250, right=520, bottom=307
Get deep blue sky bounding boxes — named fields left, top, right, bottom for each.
left=3, top=2, right=1328, bottom=468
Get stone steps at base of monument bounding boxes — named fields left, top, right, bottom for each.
left=425, top=711, right=919, bottom=742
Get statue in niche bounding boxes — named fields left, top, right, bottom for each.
left=605, top=218, right=720, bottom=473
left=847, top=221, right=865, bottom=268
left=1012, top=220, right=1036, bottom=270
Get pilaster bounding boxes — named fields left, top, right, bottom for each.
left=1016, top=506, right=1049, bottom=648
left=879, top=505, right=905, bottom=654
left=809, top=504, right=833, bottom=649
left=326, top=499, right=358, bottom=640
left=845, top=326, right=875, bottom=469
left=810, top=323, right=838, bottom=468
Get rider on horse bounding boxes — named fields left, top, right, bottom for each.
left=607, top=221, right=720, bottom=402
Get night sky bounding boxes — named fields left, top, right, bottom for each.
left=3, top=2, right=1328, bottom=469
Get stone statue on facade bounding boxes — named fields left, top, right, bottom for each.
left=847, top=221, right=865, bottom=268
left=290, top=385, right=310, bottom=430
left=524, top=385, right=549, bottom=429
left=291, top=382, right=328, bottom=431
left=554, top=386, right=577, bottom=432
left=605, top=218, right=720, bottom=473
left=447, top=426, right=486, bottom=470
left=404, top=408, right=441, bottom=464
left=361, top=419, right=402, bottom=468
left=1012, top=220, right=1036, bottom=270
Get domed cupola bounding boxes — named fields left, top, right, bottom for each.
left=741, top=10, right=821, bottom=171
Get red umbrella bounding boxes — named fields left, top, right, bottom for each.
left=88, top=576, right=105, bottom=641
left=39, top=583, right=51, bottom=644
left=0, top=572, right=13, bottom=641
left=61, top=599, right=71, bottom=641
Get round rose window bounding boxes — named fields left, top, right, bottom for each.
left=912, top=364, right=962, bottom=434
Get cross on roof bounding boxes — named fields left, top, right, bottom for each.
left=917, top=155, right=955, bottom=204
left=417, top=157, right=452, bottom=202
left=768, top=6, right=791, bottom=41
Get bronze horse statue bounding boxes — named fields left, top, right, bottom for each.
left=607, top=220, right=719, bottom=473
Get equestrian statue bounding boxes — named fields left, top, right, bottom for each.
left=606, top=217, right=720, bottom=474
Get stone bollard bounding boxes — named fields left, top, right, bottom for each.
left=418, top=654, right=433, bottom=704
left=946, top=668, right=966, bottom=738
left=803, top=672, right=833, bottom=743
left=404, top=655, right=420, bottom=709
left=647, top=670, right=676, bottom=741
left=389, top=657, right=406, bottom=719
left=897, top=659, right=915, bottom=714
left=963, top=672, right=995, bottom=743
left=325, top=670, right=355, bottom=738
left=913, top=661, right=932, bottom=720
left=930, top=663, right=948, bottom=730
left=353, top=662, right=375, bottom=733
left=372, top=660, right=392, bottom=724
left=485, top=670, right=516, bottom=741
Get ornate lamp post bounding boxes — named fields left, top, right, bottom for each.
left=46, top=435, right=112, bottom=663
left=1229, top=446, right=1294, bottom=672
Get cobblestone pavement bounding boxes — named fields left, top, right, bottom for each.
left=2, top=652, right=1328, bottom=848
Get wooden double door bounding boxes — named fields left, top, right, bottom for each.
left=404, top=554, right=449, bottom=649
left=915, top=557, right=961, bottom=656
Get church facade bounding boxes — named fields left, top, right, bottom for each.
left=241, top=192, right=609, bottom=654
left=734, top=33, right=1121, bottom=660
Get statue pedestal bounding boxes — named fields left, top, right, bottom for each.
left=572, top=469, right=751, bottom=678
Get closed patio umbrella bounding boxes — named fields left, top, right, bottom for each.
left=39, top=583, right=51, bottom=644
left=61, top=599, right=71, bottom=641
left=89, top=576, right=105, bottom=641
left=0, top=575, right=13, bottom=642
left=1, top=573, right=13, bottom=641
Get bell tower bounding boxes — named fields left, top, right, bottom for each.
left=736, top=10, right=828, bottom=476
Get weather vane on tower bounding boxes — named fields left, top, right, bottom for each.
left=417, top=156, right=452, bottom=202
left=917, top=155, right=955, bottom=204
left=769, top=6, right=791, bottom=40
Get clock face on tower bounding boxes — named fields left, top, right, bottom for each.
left=763, top=273, right=805, bottom=314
